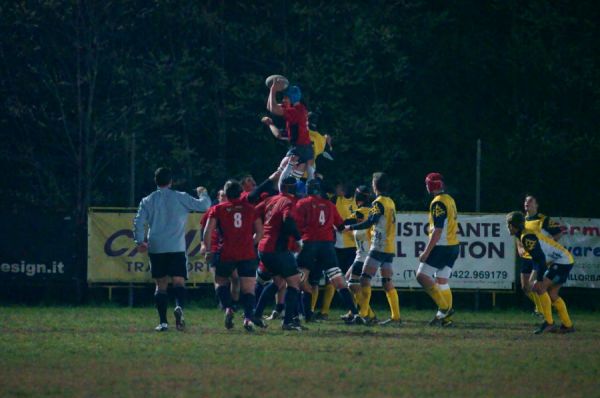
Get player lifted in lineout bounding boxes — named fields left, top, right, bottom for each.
left=416, top=173, right=459, bottom=327
left=507, top=211, right=575, bottom=334
left=265, top=76, right=314, bottom=190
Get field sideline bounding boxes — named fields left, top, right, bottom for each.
left=1, top=306, right=599, bottom=397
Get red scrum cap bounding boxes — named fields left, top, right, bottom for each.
left=425, top=172, right=444, bottom=193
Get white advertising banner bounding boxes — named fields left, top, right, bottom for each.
left=555, top=217, right=600, bottom=288
left=370, top=213, right=516, bottom=290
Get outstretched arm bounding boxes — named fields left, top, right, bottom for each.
left=261, top=117, right=288, bottom=141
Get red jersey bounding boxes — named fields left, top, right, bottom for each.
left=283, top=103, right=310, bottom=146
left=209, top=199, right=257, bottom=262
left=200, top=207, right=221, bottom=253
left=295, top=195, right=343, bottom=242
left=256, top=193, right=298, bottom=253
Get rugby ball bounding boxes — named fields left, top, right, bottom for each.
left=265, top=74, right=289, bottom=91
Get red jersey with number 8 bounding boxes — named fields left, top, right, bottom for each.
left=295, top=195, right=344, bottom=242
left=209, top=199, right=257, bottom=262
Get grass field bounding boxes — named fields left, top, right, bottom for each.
left=1, top=305, right=599, bottom=397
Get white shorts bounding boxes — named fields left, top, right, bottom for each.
left=417, top=263, right=452, bottom=279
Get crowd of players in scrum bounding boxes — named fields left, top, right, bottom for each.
left=133, top=80, right=576, bottom=334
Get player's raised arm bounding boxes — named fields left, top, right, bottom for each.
left=267, top=83, right=284, bottom=116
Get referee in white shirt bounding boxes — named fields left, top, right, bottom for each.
left=133, top=167, right=211, bottom=331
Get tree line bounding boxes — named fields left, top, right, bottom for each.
left=1, top=0, right=599, bottom=230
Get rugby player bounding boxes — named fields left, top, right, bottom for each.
left=342, top=185, right=377, bottom=323
left=415, top=173, right=459, bottom=327
left=295, top=179, right=362, bottom=324
left=255, top=177, right=305, bottom=331
left=240, top=174, right=257, bottom=202
left=204, top=180, right=264, bottom=331
left=345, top=172, right=401, bottom=326
left=518, top=195, right=563, bottom=317
left=261, top=112, right=333, bottom=179
left=241, top=174, right=289, bottom=319
left=266, top=83, right=314, bottom=189
left=200, top=189, right=226, bottom=291
left=133, top=167, right=211, bottom=332
left=318, top=182, right=357, bottom=320
left=507, top=211, right=575, bottom=334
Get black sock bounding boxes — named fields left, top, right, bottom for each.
left=216, top=285, right=232, bottom=310
left=241, top=293, right=256, bottom=320
left=284, top=287, right=300, bottom=324
left=255, top=282, right=277, bottom=318
left=154, top=290, right=168, bottom=324
left=275, top=302, right=285, bottom=313
left=173, top=285, right=185, bottom=309
left=302, top=291, right=313, bottom=318
left=255, top=282, right=265, bottom=300
left=339, top=287, right=358, bottom=315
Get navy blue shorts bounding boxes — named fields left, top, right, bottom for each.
left=425, top=245, right=459, bottom=270
left=256, top=266, right=273, bottom=283
left=298, top=241, right=338, bottom=273
left=258, top=251, right=300, bottom=278
left=542, top=263, right=573, bottom=285
left=216, top=258, right=258, bottom=278
left=335, top=247, right=356, bottom=274
left=210, top=252, right=221, bottom=269
left=149, top=252, right=188, bottom=279
left=520, top=258, right=534, bottom=274
left=287, top=144, right=314, bottom=164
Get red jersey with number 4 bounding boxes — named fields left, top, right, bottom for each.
left=283, top=103, right=310, bottom=146
left=295, top=195, right=343, bottom=242
left=210, top=199, right=257, bottom=262
left=256, top=193, right=297, bottom=253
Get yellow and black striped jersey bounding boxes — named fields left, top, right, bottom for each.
left=335, top=195, right=357, bottom=249
left=520, top=213, right=562, bottom=259
left=370, top=195, right=396, bottom=254
left=309, top=130, right=327, bottom=158
left=428, top=193, right=459, bottom=246
left=520, top=228, right=573, bottom=266
left=302, top=130, right=328, bottom=179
